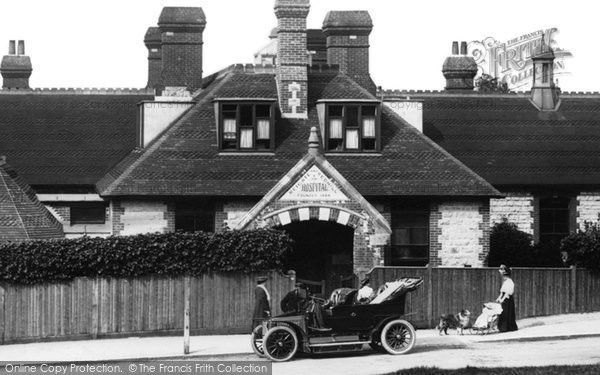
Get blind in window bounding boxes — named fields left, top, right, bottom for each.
left=363, top=118, right=376, bottom=137
left=346, top=129, right=359, bottom=149
left=330, top=119, right=343, bottom=138
left=257, top=119, right=270, bottom=140
left=223, top=119, right=237, bottom=139
left=240, top=129, right=253, bottom=148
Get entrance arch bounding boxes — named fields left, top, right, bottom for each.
left=278, top=220, right=354, bottom=296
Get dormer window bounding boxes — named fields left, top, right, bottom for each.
left=220, top=102, right=275, bottom=151
left=325, top=104, right=380, bottom=152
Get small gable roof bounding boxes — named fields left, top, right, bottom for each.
left=0, top=157, right=64, bottom=244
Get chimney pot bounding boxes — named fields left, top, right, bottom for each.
left=17, top=41, right=25, bottom=55
left=8, top=40, right=15, bottom=55
left=452, top=41, right=459, bottom=55
left=460, top=41, right=467, bottom=55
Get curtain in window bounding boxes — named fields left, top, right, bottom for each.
left=329, top=119, right=343, bottom=139
left=257, top=119, right=270, bottom=140
left=346, top=129, right=359, bottom=149
left=363, top=118, right=376, bottom=138
left=240, top=129, right=253, bottom=148
left=223, top=119, right=237, bottom=139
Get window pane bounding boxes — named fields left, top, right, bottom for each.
left=329, top=119, right=343, bottom=139
left=222, top=104, right=237, bottom=112
left=257, top=119, right=270, bottom=140
left=223, top=119, right=237, bottom=139
left=362, top=106, right=376, bottom=117
left=329, top=105, right=343, bottom=117
left=346, top=106, right=359, bottom=127
left=71, top=206, right=106, bottom=225
left=363, top=117, right=376, bottom=138
left=240, top=105, right=253, bottom=126
left=256, top=105, right=270, bottom=118
left=346, top=129, right=359, bottom=149
left=411, top=228, right=428, bottom=244
left=393, top=229, right=410, bottom=244
left=240, top=129, right=253, bottom=148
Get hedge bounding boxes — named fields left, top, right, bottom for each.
left=562, top=221, right=600, bottom=274
left=0, top=230, right=294, bottom=285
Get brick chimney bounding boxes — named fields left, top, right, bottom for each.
left=322, top=11, right=375, bottom=93
left=144, top=27, right=162, bottom=90
left=1, top=40, right=32, bottom=89
left=274, top=0, right=310, bottom=119
left=158, top=7, right=206, bottom=96
left=442, top=41, right=478, bottom=91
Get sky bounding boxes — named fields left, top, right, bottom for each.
left=0, top=0, right=597, bottom=92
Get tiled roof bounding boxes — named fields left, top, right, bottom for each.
left=384, top=91, right=600, bottom=186
left=0, top=157, right=64, bottom=244
left=98, top=70, right=499, bottom=197
left=0, top=90, right=154, bottom=186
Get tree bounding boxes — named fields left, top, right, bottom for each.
left=475, top=74, right=509, bottom=93
left=488, top=220, right=534, bottom=267
left=561, top=221, right=600, bottom=274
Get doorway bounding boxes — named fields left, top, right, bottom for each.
left=278, top=220, right=354, bottom=296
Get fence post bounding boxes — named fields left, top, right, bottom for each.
left=0, top=285, right=4, bottom=345
left=184, top=276, right=191, bottom=355
left=570, top=266, right=577, bottom=313
left=427, top=264, right=433, bottom=327
left=91, top=278, right=99, bottom=339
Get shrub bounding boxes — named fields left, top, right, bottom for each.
left=0, top=229, right=294, bottom=285
left=488, top=220, right=535, bottom=267
left=561, top=221, right=600, bottom=274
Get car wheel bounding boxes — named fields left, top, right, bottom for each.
left=263, top=326, right=298, bottom=362
left=380, top=319, right=416, bottom=355
left=251, top=325, right=265, bottom=357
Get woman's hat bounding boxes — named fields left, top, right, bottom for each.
left=499, top=264, right=511, bottom=276
left=360, top=277, right=370, bottom=287
left=257, top=276, right=269, bottom=284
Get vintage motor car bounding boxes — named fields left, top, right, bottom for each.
left=251, top=277, right=423, bottom=362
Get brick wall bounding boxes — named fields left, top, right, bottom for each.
left=111, top=200, right=173, bottom=236
left=434, top=201, right=487, bottom=267
left=577, top=192, right=600, bottom=230
left=490, top=193, right=535, bottom=235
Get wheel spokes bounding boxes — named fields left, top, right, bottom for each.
left=386, top=325, right=411, bottom=350
left=266, top=331, right=294, bottom=358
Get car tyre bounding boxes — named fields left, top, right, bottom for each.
left=263, top=325, right=298, bottom=362
left=380, top=319, right=416, bottom=355
left=251, top=325, right=265, bottom=357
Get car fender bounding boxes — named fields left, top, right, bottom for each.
left=372, top=315, right=405, bottom=337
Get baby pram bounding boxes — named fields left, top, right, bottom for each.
left=472, top=302, right=503, bottom=334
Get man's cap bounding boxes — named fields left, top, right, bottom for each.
left=257, top=276, right=269, bottom=284
left=295, top=282, right=307, bottom=289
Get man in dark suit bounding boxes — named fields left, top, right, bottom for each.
left=281, top=282, right=308, bottom=314
left=252, top=276, right=271, bottom=329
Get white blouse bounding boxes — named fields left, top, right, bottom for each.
left=500, top=278, right=515, bottom=296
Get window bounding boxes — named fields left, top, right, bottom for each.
left=542, top=63, right=549, bottom=84
left=539, top=197, right=571, bottom=251
left=326, top=104, right=379, bottom=152
left=70, top=204, right=106, bottom=225
left=175, top=202, right=215, bottom=233
left=220, top=103, right=274, bottom=151
left=390, top=203, right=429, bottom=266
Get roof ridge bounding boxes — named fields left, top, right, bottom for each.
left=0, top=88, right=155, bottom=95
left=97, top=71, right=236, bottom=196
left=380, top=89, right=532, bottom=98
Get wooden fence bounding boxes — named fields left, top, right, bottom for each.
left=0, top=271, right=295, bottom=345
left=367, top=266, right=600, bottom=328
left=0, top=267, right=599, bottom=344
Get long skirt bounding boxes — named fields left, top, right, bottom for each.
left=498, top=296, right=518, bottom=332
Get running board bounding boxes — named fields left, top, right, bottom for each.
left=309, top=340, right=371, bottom=348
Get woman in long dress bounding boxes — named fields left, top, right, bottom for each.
left=496, top=264, right=518, bottom=332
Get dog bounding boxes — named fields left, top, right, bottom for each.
left=437, top=309, right=472, bottom=335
